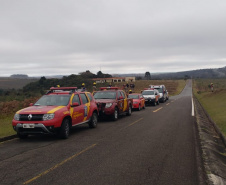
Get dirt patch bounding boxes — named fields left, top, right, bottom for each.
left=194, top=97, right=226, bottom=185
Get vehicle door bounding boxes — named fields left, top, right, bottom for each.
left=120, top=91, right=128, bottom=112
left=80, top=93, right=90, bottom=122
left=117, top=91, right=124, bottom=113
left=70, top=94, right=84, bottom=125
left=140, top=95, right=145, bottom=107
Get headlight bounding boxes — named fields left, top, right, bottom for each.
left=43, top=113, right=55, bottom=121
left=105, top=103, right=113, bottom=108
left=14, top=114, right=20, bottom=121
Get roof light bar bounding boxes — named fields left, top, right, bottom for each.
left=100, top=87, right=119, bottom=90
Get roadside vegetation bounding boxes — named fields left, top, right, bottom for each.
left=193, top=79, right=226, bottom=136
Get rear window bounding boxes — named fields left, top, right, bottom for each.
left=128, top=94, right=139, bottom=99
left=80, top=94, right=88, bottom=104
left=86, top=93, right=93, bottom=101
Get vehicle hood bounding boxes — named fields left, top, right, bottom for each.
left=95, top=99, right=116, bottom=104
left=143, top=95, right=155, bottom=99
left=16, top=105, right=66, bottom=114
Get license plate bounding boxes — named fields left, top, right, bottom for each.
left=23, top=124, right=35, bottom=128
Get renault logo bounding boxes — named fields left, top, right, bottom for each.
left=28, top=114, right=32, bottom=120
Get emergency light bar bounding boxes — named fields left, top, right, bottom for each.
left=49, top=87, right=78, bottom=93
left=144, top=88, right=154, bottom=90
left=100, top=87, right=119, bottom=90
left=149, top=85, right=161, bottom=88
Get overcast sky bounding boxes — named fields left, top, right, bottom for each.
left=0, top=0, right=226, bottom=77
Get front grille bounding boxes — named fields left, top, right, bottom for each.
left=97, top=103, right=106, bottom=110
left=20, top=114, right=43, bottom=121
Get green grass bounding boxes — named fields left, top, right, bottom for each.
left=0, top=116, right=16, bottom=138
left=193, top=79, right=226, bottom=136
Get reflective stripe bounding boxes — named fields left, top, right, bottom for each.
left=47, top=106, right=65, bottom=113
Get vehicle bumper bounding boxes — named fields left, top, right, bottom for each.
left=132, top=103, right=140, bottom=109
left=12, top=123, right=58, bottom=135
left=12, top=118, right=62, bottom=135
left=145, top=99, right=155, bottom=104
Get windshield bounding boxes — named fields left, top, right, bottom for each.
left=155, top=88, right=162, bottom=93
left=128, top=94, right=139, bottom=99
left=34, top=95, right=71, bottom=106
left=142, top=91, right=154, bottom=95
left=94, top=91, right=116, bottom=99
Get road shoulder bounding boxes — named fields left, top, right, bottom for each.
left=194, top=97, right=226, bottom=185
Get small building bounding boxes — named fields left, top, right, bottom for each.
left=92, top=77, right=135, bottom=83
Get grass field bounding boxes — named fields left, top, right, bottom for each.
left=0, top=117, right=16, bottom=138
left=193, top=79, right=226, bottom=136
left=0, top=79, right=186, bottom=138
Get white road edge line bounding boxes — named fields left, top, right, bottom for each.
left=191, top=97, right=195, bottom=117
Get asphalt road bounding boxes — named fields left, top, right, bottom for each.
left=0, top=80, right=203, bottom=185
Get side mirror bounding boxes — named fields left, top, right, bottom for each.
left=29, top=103, right=33, bottom=106
left=71, top=102, right=79, bottom=107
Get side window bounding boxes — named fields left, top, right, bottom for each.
left=117, top=91, right=121, bottom=99
left=72, top=94, right=81, bottom=105
left=120, top=91, right=125, bottom=99
left=80, top=93, right=88, bottom=104
left=86, top=93, right=93, bottom=101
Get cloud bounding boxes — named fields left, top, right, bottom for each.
left=0, top=0, right=226, bottom=76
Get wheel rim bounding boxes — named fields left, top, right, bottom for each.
left=93, top=114, right=97, bottom=126
left=65, top=121, right=69, bottom=136
left=114, top=109, right=118, bottom=119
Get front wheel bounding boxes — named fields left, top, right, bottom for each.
left=89, top=112, right=98, bottom=128
left=112, top=108, right=119, bottom=121
left=58, top=118, right=70, bottom=139
left=127, top=105, right=132, bottom=116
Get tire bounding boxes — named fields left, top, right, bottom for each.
left=89, top=112, right=98, bottom=128
left=112, top=108, right=119, bottom=121
left=138, top=104, right=141, bottom=111
left=127, top=105, right=132, bottom=116
left=17, top=132, right=28, bottom=139
left=58, top=118, right=70, bottom=139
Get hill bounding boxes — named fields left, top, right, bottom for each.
left=0, top=77, right=38, bottom=89
left=113, top=66, right=226, bottom=79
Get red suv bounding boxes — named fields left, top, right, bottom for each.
left=93, top=87, right=133, bottom=121
left=12, top=87, right=98, bottom=139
